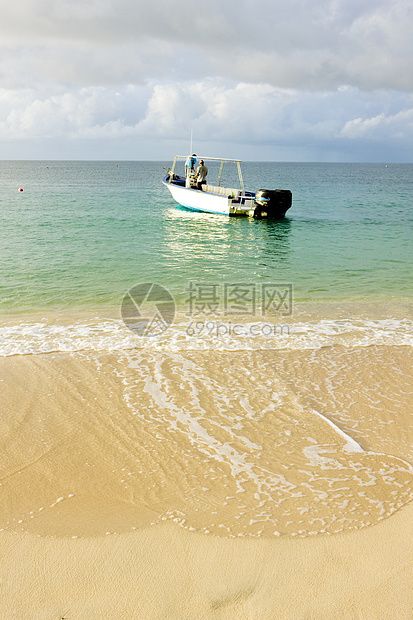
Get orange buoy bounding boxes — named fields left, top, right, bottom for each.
left=18, top=187, right=23, bottom=192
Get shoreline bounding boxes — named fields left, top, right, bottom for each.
left=0, top=294, right=412, bottom=328
left=1, top=293, right=412, bottom=320
left=1, top=294, right=412, bottom=617
left=0, top=299, right=412, bottom=358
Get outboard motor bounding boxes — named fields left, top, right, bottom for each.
left=254, top=189, right=292, bottom=219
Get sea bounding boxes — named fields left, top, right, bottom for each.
left=1, top=160, right=412, bottom=314
left=0, top=160, right=412, bottom=539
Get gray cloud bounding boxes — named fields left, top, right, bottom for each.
left=2, top=0, right=412, bottom=89
left=1, top=81, right=411, bottom=159
left=0, top=0, right=412, bottom=160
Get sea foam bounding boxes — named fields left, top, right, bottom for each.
left=0, top=316, right=412, bottom=356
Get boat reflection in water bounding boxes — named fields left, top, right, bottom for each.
left=163, top=207, right=293, bottom=312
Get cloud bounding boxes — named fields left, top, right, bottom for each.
left=0, top=1, right=412, bottom=159
left=341, top=108, right=413, bottom=140
left=1, top=80, right=412, bottom=160
left=1, top=0, right=413, bottom=90
left=0, top=84, right=151, bottom=139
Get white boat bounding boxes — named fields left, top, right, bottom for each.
left=162, top=155, right=292, bottom=218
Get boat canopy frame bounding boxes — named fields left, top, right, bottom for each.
left=169, top=155, right=245, bottom=193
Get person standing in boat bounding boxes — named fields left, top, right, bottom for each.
left=185, top=154, right=197, bottom=187
left=185, top=154, right=196, bottom=174
left=195, top=160, right=208, bottom=190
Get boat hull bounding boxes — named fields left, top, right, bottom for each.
left=163, top=180, right=235, bottom=215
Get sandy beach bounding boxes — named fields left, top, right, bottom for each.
left=0, top=0, right=413, bottom=606
left=1, top=326, right=412, bottom=618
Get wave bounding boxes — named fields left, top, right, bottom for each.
left=1, top=316, right=412, bottom=357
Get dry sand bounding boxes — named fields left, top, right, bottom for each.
left=1, top=505, right=413, bottom=618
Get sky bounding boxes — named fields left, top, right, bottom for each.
left=0, top=0, right=413, bottom=161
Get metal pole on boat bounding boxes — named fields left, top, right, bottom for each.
left=190, top=129, right=193, bottom=156
left=236, top=161, right=245, bottom=193
left=218, top=160, right=224, bottom=187
left=169, top=155, right=178, bottom=182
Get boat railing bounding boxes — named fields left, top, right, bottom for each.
left=168, top=155, right=245, bottom=193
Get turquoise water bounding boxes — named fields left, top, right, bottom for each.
left=0, top=160, right=412, bottom=314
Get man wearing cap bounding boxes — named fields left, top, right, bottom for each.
left=195, top=160, right=208, bottom=190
